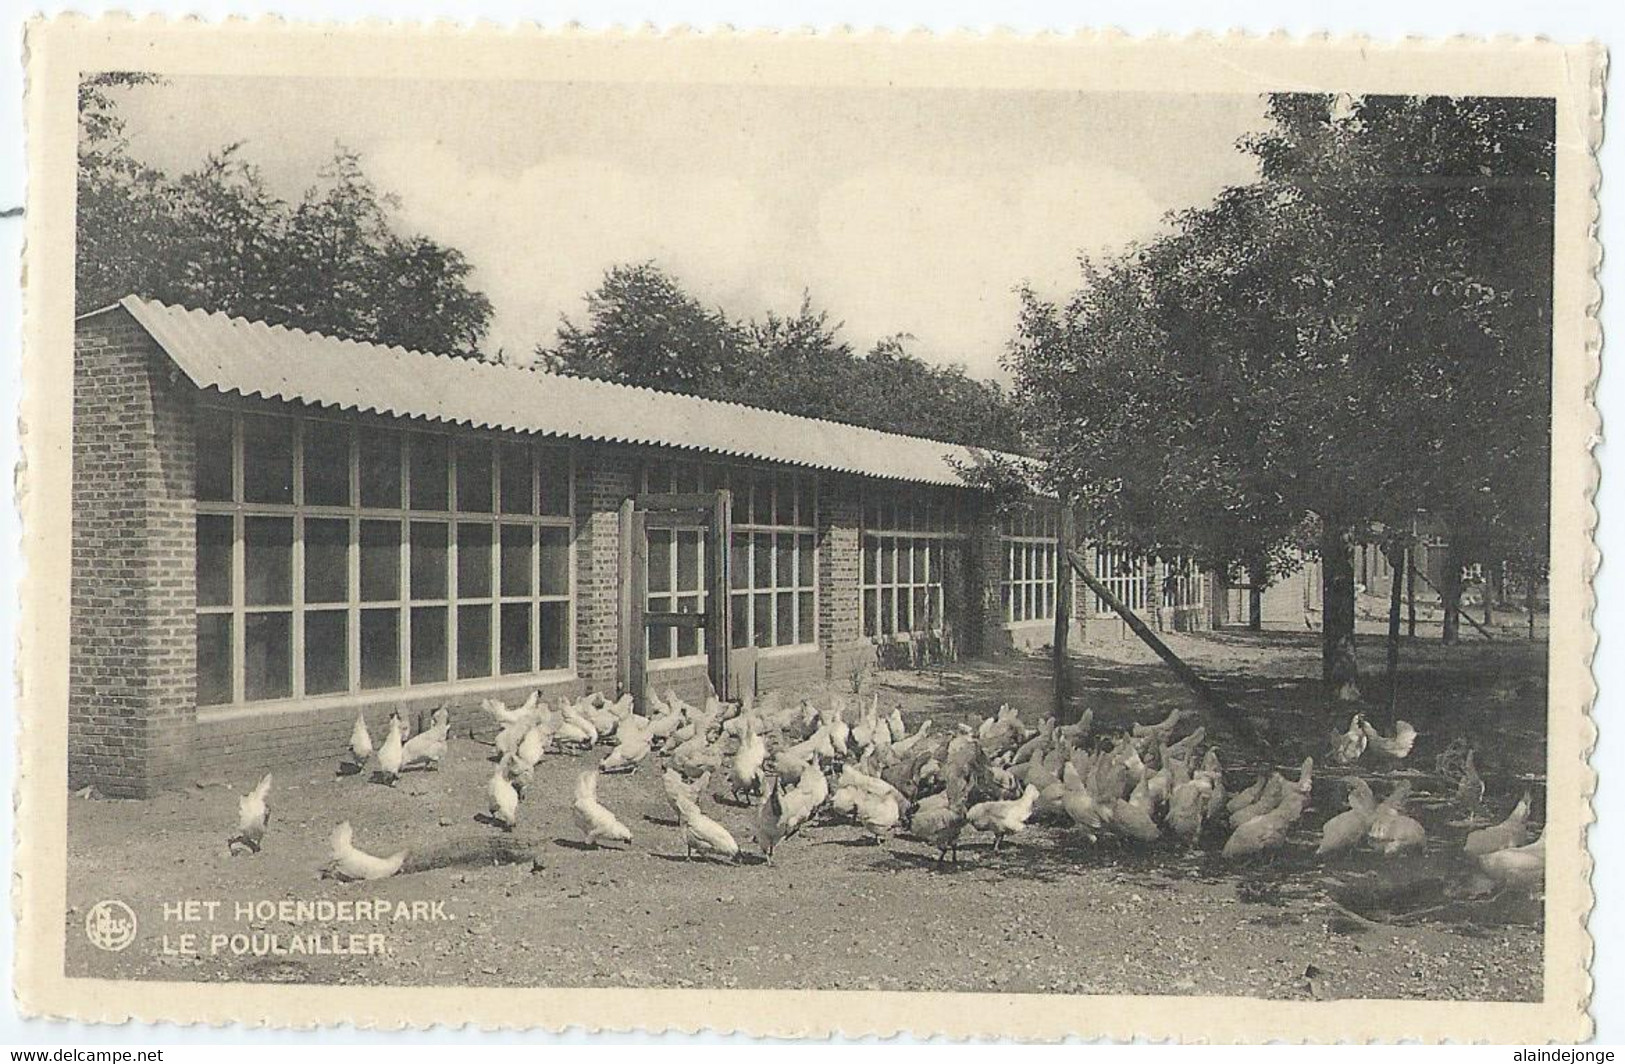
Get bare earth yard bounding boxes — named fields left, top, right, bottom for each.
left=65, top=629, right=1547, bottom=1001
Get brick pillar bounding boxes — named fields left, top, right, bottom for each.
left=818, top=475, right=867, bottom=684
left=70, top=311, right=198, bottom=797
left=969, top=499, right=1005, bottom=657
left=573, top=443, right=637, bottom=694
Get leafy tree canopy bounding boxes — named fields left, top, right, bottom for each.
left=541, top=262, right=1027, bottom=453
left=76, top=73, right=493, bottom=357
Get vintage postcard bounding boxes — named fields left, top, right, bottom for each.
left=16, top=20, right=1603, bottom=1041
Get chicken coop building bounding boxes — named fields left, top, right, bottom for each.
left=70, top=297, right=1216, bottom=796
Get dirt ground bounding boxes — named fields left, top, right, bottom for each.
left=65, top=628, right=1548, bottom=1001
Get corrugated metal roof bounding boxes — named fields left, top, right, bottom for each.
left=89, top=296, right=1021, bottom=488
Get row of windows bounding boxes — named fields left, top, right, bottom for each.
left=862, top=535, right=952, bottom=637
left=196, top=408, right=573, bottom=707
left=1092, top=549, right=1206, bottom=616
left=642, top=462, right=819, bottom=661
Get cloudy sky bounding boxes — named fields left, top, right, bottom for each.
left=111, top=76, right=1270, bottom=380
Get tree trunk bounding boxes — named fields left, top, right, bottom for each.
left=1441, top=540, right=1464, bottom=645
left=1385, top=542, right=1404, bottom=719
left=1320, top=524, right=1360, bottom=697
left=1405, top=544, right=1417, bottom=638
left=1246, top=554, right=1265, bottom=632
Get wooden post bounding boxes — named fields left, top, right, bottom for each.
left=616, top=498, right=636, bottom=702
left=1052, top=504, right=1075, bottom=724
left=708, top=489, right=733, bottom=703
left=627, top=509, right=649, bottom=716
left=1409, top=561, right=1495, bottom=641
left=1068, top=550, right=1264, bottom=749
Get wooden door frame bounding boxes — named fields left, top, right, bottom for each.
left=617, top=489, right=733, bottom=714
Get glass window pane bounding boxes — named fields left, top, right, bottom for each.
left=539, top=527, right=570, bottom=596
left=360, top=520, right=400, bottom=601
left=913, top=587, right=928, bottom=630
left=753, top=532, right=773, bottom=589
left=499, top=444, right=534, bottom=514
left=360, top=608, right=400, bottom=690
left=500, top=524, right=533, bottom=597
left=798, top=534, right=814, bottom=586
left=676, top=595, right=700, bottom=658
left=753, top=593, right=772, bottom=649
left=457, top=523, right=493, bottom=599
left=863, top=540, right=877, bottom=585
left=243, top=611, right=292, bottom=701
left=775, top=592, right=794, bottom=649
left=410, top=606, right=447, bottom=684
left=798, top=591, right=815, bottom=644
left=500, top=602, right=532, bottom=675
left=730, top=532, right=750, bottom=590
left=899, top=587, right=914, bottom=632
left=539, top=448, right=570, bottom=516
left=242, top=415, right=294, bottom=504
left=539, top=600, right=570, bottom=670
left=197, top=515, right=233, bottom=608
left=648, top=530, right=672, bottom=594
left=774, top=476, right=796, bottom=525
left=409, top=435, right=449, bottom=511
left=304, top=518, right=349, bottom=604
left=731, top=593, right=750, bottom=649
left=863, top=589, right=877, bottom=637
left=458, top=604, right=492, bottom=679
left=197, top=614, right=232, bottom=706
left=244, top=517, right=293, bottom=606
left=359, top=431, right=402, bottom=509
left=456, top=439, right=493, bottom=513
left=797, top=480, right=815, bottom=528
left=752, top=480, right=773, bottom=524
left=410, top=522, right=448, bottom=600
left=1002, top=584, right=1014, bottom=623
left=880, top=541, right=895, bottom=583
left=304, top=610, right=348, bottom=695
left=303, top=421, right=351, bottom=506
left=676, top=532, right=701, bottom=593
left=880, top=589, right=895, bottom=635
left=913, top=539, right=928, bottom=582
left=197, top=415, right=234, bottom=501
left=775, top=535, right=794, bottom=588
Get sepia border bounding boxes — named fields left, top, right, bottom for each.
left=15, top=18, right=1605, bottom=1041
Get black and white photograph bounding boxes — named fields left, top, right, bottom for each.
left=13, top=22, right=1602, bottom=1043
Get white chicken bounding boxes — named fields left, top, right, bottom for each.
left=375, top=717, right=405, bottom=784
left=673, top=792, right=740, bottom=862
left=729, top=718, right=768, bottom=802
left=400, top=721, right=450, bottom=771
left=344, top=713, right=373, bottom=772
left=228, top=772, right=273, bottom=854
left=485, top=770, right=519, bottom=832
left=327, top=821, right=406, bottom=882
left=572, top=772, right=633, bottom=848
left=968, top=784, right=1039, bottom=852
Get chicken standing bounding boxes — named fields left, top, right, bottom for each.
left=485, top=770, right=519, bottom=832
left=400, top=721, right=450, bottom=772
left=572, top=771, right=633, bottom=848
left=228, top=772, right=273, bottom=854
left=1359, top=718, right=1418, bottom=761
left=327, top=821, right=406, bottom=882
left=1477, top=831, right=1544, bottom=894
left=1465, top=791, right=1533, bottom=856
left=375, top=717, right=405, bottom=784
left=911, top=786, right=969, bottom=864
left=753, top=779, right=789, bottom=863
left=1223, top=758, right=1313, bottom=860
left=967, top=784, right=1039, bottom=852
left=673, top=792, right=740, bottom=862
left=729, top=719, right=768, bottom=802
left=1366, top=781, right=1427, bottom=855
left=1316, top=778, right=1377, bottom=857
left=1329, top=712, right=1367, bottom=765
left=342, top=713, right=373, bottom=773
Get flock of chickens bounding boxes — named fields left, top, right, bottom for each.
left=223, top=687, right=1544, bottom=898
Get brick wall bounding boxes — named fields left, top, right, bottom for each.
left=817, top=475, right=871, bottom=684
left=573, top=443, right=636, bottom=693
left=70, top=311, right=199, bottom=797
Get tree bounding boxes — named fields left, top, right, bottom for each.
left=1007, top=92, right=1554, bottom=698
left=543, top=264, right=1027, bottom=452
left=76, top=75, right=493, bottom=357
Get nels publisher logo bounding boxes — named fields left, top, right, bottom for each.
left=85, top=899, right=138, bottom=952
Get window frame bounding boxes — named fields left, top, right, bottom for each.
left=194, top=403, right=575, bottom=714
left=1001, top=507, right=1061, bottom=625
left=860, top=492, right=965, bottom=640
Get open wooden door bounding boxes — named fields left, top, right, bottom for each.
left=617, top=490, right=733, bottom=715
